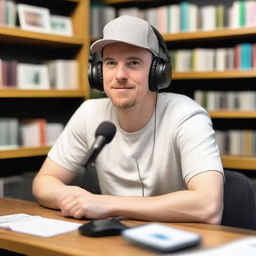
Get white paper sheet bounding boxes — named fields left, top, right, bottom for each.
left=0, top=213, right=82, bottom=237
left=166, top=236, right=256, bottom=256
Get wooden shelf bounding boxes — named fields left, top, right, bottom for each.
left=222, top=155, right=256, bottom=171
left=209, top=111, right=256, bottom=119
left=0, top=89, right=87, bottom=98
left=173, top=70, right=256, bottom=80
left=0, top=26, right=84, bottom=47
left=0, top=146, right=51, bottom=159
left=163, top=27, right=256, bottom=43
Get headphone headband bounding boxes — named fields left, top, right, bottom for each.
left=150, top=25, right=171, bottom=64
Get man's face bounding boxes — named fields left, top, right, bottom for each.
left=102, top=42, right=153, bottom=109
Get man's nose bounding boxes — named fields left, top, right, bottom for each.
left=115, top=64, right=128, bottom=83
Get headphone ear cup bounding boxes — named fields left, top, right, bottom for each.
left=149, top=57, right=158, bottom=91
left=95, top=61, right=103, bottom=91
left=154, top=57, right=172, bottom=91
left=149, top=57, right=172, bottom=91
left=149, top=25, right=172, bottom=91
left=88, top=53, right=104, bottom=91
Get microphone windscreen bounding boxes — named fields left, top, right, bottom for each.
left=95, top=121, right=116, bottom=143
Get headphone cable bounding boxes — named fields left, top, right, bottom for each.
left=136, top=92, right=158, bottom=197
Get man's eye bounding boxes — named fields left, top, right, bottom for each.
left=129, top=61, right=140, bottom=66
left=105, top=61, right=116, bottom=66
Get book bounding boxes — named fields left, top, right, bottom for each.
left=245, top=1, right=256, bottom=27
left=226, top=48, right=235, bottom=70
left=215, top=48, right=226, bottom=71
left=228, top=130, right=242, bottom=155
left=180, top=2, right=189, bottom=32
left=20, top=119, right=46, bottom=147
left=167, top=4, right=180, bottom=33
left=0, top=118, right=19, bottom=149
left=6, top=60, right=17, bottom=87
left=239, top=1, right=246, bottom=27
left=200, top=5, right=216, bottom=31
left=6, top=0, right=16, bottom=27
left=204, top=49, right=215, bottom=71
left=157, top=5, right=168, bottom=34
left=90, top=4, right=102, bottom=38
left=17, top=63, right=50, bottom=90
left=46, top=59, right=78, bottom=90
left=46, top=122, right=64, bottom=145
left=215, top=130, right=227, bottom=155
left=238, top=91, right=256, bottom=110
left=253, top=44, right=256, bottom=69
left=240, top=43, right=252, bottom=70
left=175, top=50, right=192, bottom=72
left=230, top=1, right=240, bottom=28
left=216, top=5, right=225, bottom=29
left=145, top=7, right=158, bottom=29
left=188, top=3, right=198, bottom=32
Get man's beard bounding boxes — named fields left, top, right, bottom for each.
left=110, top=97, right=136, bottom=109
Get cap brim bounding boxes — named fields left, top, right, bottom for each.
left=90, top=38, right=157, bottom=55
left=90, top=39, right=124, bottom=53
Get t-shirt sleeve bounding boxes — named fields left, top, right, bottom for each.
left=175, top=109, right=224, bottom=184
left=48, top=102, right=90, bottom=172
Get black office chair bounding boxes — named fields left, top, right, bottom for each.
left=72, top=164, right=101, bottom=194
left=221, top=170, right=256, bottom=230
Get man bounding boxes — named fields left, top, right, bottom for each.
left=33, top=16, right=224, bottom=224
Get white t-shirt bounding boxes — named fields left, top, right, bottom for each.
left=48, top=93, right=223, bottom=196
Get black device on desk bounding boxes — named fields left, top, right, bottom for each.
left=79, top=218, right=129, bottom=237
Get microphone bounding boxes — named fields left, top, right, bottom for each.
left=83, top=121, right=116, bottom=168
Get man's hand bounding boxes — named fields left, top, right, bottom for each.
left=57, top=186, right=111, bottom=219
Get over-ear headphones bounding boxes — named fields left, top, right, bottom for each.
left=149, top=26, right=172, bottom=91
left=88, top=25, right=172, bottom=92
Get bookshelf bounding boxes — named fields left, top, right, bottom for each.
left=99, top=0, right=256, bottom=171
left=173, top=70, right=256, bottom=80
left=163, top=27, right=256, bottom=42
left=0, top=0, right=89, bottom=167
left=0, top=146, right=51, bottom=159
left=209, top=111, right=256, bottom=119
left=0, top=89, right=86, bottom=98
left=0, top=26, right=84, bottom=46
left=222, top=155, right=256, bottom=171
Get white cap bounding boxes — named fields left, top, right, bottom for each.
left=90, top=15, right=159, bottom=56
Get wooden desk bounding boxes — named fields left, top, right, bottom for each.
left=0, top=198, right=256, bottom=256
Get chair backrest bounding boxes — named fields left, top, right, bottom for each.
left=221, top=170, right=256, bottom=230
left=71, top=164, right=101, bottom=194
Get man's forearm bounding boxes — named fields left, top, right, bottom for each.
left=32, top=175, right=68, bottom=209
left=108, top=190, right=223, bottom=224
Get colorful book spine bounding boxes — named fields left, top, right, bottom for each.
left=180, top=2, right=189, bottom=31
left=240, top=43, right=252, bottom=70
left=239, top=1, right=246, bottom=27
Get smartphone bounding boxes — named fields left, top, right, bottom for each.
left=122, top=223, right=201, bottom=252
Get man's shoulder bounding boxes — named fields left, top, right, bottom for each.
left=158, top=93, right=209, bottom=125
left=79, top=98, right=111, bottom=111
left=158, top=93, right=204, bottom=111
left=71, top=98, right=113, bottom=122
left=83, top=97, right=110, bottom=106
